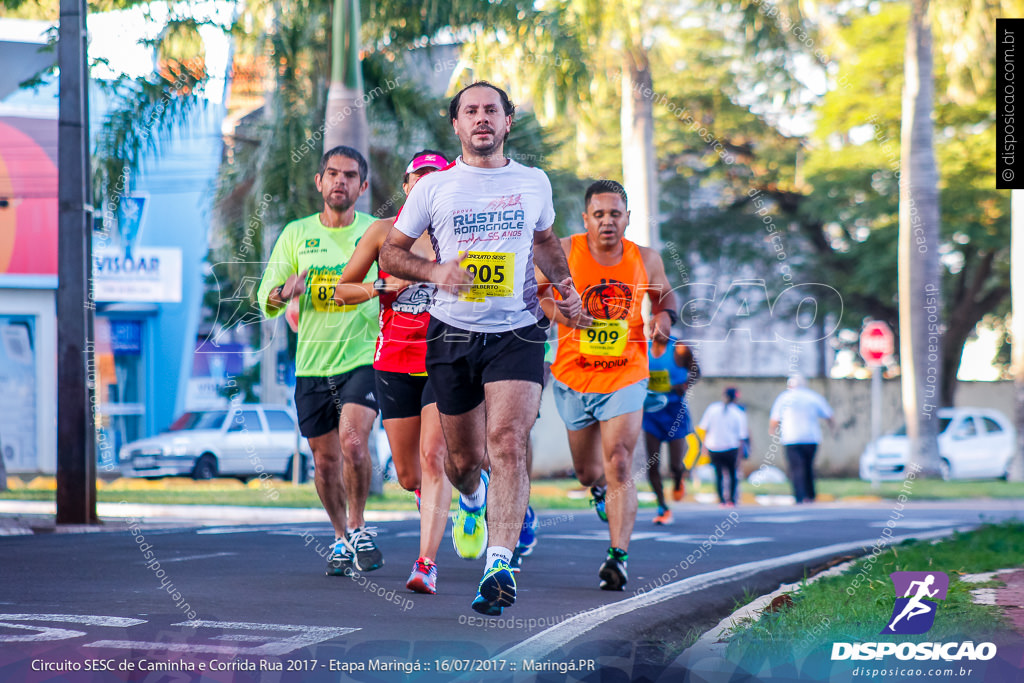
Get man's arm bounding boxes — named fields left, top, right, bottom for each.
left=640, top=247, right=679, bottom=342
left=534, top=228, right=586, bottom=325
left=379, top=228, right=472, bottom=294
left=534, top=236, right=589, bottom=328
left=265, top=270, right=308, bottom=314
left=257, top=225, right=307, bottom=316
left=672, top=342, right=699, bottom=395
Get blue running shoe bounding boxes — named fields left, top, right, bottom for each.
left=590, top=485, right=608, bottom=523
left=517, top=505, right=538, bottom=557
left=453, top=470, right=488, bottom=559
left=471, top=559, right=516, bottom=615
left=326, top=537, right=354, bottom=577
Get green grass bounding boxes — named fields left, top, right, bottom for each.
left=749, top=478, right=1024, bottom=500
left=3, top=476, right=1024, bottom=509
left=724, top=522, right=1024, bottom=665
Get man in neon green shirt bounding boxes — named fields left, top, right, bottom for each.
left=258, top=146, right=383, bottom=576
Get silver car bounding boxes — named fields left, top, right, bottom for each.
left=120, top=404, right=313, bottom=481
left=859, top=407, right=1016, bottom=481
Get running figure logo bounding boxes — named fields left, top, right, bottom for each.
left=882, top=571, right=949, bottom=635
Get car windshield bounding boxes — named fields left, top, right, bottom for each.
left=168, top=411, right=229, bottom=431
left=892, top=417, right=952, bottom=436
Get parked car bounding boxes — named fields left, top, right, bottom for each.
left=859, top=407, right=1016, bottom=481
left=120, top=404, right=313, bottom=481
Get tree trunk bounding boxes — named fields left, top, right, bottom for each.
left=325, top=0, right=370, bottom=213
left=620, top=49, right=658, bottom=248
left=898, top=0, right=942, bottom=477
left=1009, top=190, right=1024, bottom=481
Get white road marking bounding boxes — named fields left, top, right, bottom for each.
left=0, top=614, right=145, bottom=643
left=868, top=519, right=960, bottom=529
left=543, top=531, right=663, bottom=542
left=487, top=526, right=973, bottom=670
left=654, top=534, right=773, bottom=546
left=743, top=515, right=818, bottom=523
left=157, top=552, right=237, bottom=563
left=86, top=620, right=359, bottom=656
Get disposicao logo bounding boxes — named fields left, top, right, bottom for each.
left=883, top=571, right=948, bottom=635
left=831, top=570, right=997, bottom=662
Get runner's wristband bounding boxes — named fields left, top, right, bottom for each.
left=660, top=308, right=678, bottom=326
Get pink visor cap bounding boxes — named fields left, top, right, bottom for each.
left=405, top=153, right=449, bottom=174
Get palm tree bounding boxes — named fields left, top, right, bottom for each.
left=898, top=0, right=942, bottom=477
left=324, top=0, right=369, bottom=212
left=1010, top=190, right=1024, bottom=481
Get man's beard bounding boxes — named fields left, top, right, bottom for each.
left=466, top=130, right=504, bottom=158
left=325, top=192, right=355, bottom=212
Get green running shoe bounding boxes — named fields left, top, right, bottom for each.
left=452, top=470, right=488, bottom=560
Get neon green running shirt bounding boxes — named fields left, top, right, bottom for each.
left=258, top=212, right=378, bottom=377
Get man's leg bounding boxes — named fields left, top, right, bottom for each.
left=599, top=410, right=643, bottom=552
left=644, top=432, right=667, bottom=510
left=438, top=403, right=487, bottom=496
left=338, top=403, right=376, bottom=529
left=785, top=444, right=806, bottom=503
left=725, top=450, right=739, bottom=504
left=804, top=444, right=818, bottom=501
left=482, top=380, right=542, bottom=551
left=667, top=437, right=687, bottom=494
left=710, top=452, right=726, bottom=504
left=567, top=422, right=603, bottom=487
left=308, top=431, right=348, bottom=539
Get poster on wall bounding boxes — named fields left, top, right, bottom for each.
left=0, top=316, right=37, bottom=472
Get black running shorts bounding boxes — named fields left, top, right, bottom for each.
left=424, top=318, right=547, bottom=416
left=374, top=370, right=437, bottom=421
left=294, top=365, right=378, bottom=438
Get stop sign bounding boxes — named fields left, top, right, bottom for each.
left=860, top=321, right=894, bottom=366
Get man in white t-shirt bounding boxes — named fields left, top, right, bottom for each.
left=769, top=375, right=835, bottom=504
left=698, top=387, right=750, bottom=506
left=379, top=81, right=584, bottom=616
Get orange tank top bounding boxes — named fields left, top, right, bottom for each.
left=552, top=233, right=650, bottom=394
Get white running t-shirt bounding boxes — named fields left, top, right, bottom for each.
left=394, top=156, right=555, bottom=333
left=769, top=388, right=834, bottom=445
left=699, top=401, right=750, bottom=451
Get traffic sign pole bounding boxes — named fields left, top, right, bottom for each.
left=860, top=321, right=894, bottom=490
left=871, top=366, right=882, bottom=490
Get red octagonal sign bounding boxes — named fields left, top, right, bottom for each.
left=860, top=321, right=894, bottom=366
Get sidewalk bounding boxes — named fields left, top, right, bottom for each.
left=0, top=499, right=417, bottom=534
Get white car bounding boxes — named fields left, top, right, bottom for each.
left=859, top=407, right=1016, bottom=481
left=120, top=404, right=313, bottom=481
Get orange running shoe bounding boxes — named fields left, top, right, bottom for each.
left=672, top=482, right=685, bottom=501
left=653, top=507, right=673, bottom=525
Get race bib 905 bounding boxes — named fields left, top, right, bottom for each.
left=458, top=251, right=514, bottom=302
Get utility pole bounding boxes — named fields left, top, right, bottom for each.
left=56, top=0, right=97, bottom=524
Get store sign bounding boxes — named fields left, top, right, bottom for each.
left=93, top=247, right=182, bottom=303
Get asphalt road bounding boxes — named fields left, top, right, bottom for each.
left=2, top=501, right=1021, bottom=682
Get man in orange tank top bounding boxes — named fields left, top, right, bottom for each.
left=537, top=180, right=679, bottom=591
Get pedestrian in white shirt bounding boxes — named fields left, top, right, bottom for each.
left=698, top=387, right=749, bottom=507
left=768, top=375, right=835, bottom=504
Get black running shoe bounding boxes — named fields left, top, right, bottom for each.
left=599, top=547, right=628, bottom=591
left=348, top=526, right=383, bottom=572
